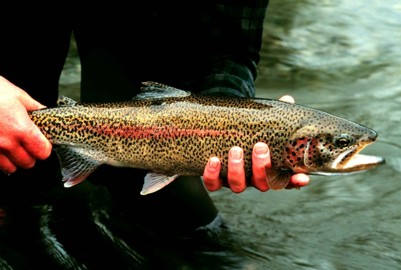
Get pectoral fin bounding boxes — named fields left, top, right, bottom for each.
left=265, top=168, right=292, bottom=190
left=54, top=146, right=103, bottom=187
left=141, top=173, right=180, bottom=195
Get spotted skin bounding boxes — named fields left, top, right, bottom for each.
left=28, top=82, right=383, bottom=190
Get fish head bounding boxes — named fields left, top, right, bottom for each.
left=284, top=116, right=384, bottom=176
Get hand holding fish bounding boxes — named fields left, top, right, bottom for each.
left=0, top=76, right=52, bottom=174
left=203, top=143, right=310, bottom=192
left=203, top=95, right=310, bottom=193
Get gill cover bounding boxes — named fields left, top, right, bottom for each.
left=284, top=125, right=357, bottom=173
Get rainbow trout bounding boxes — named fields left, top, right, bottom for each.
left=29, top=82, right=384, bottom=194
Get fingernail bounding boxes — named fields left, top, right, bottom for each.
left=279, top=95, right=295, bottom=104
left=230, top=148, right=243, bottom=160
left=209, top=159, right=219, bottom=169
left=255, top=144, right=269, bottom=155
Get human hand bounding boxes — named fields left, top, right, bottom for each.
left=0, top=76, right=52, bottom=174
left=203, top=143, right=310, bottom=193
left=202, top=94, right=310, bottom=193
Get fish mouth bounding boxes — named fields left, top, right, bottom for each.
left=326, top=148, right=385, bottom=174
left=334, top=152, right=385, bottom=172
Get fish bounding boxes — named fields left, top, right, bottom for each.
left=28, top=82, right=385, bottom=195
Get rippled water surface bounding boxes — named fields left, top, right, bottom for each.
left=60, top=1, right=401, bottom=269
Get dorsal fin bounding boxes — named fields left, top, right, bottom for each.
left=135, top=81, right=191, bottom=100
left=57, top=96, right=79, bottom=107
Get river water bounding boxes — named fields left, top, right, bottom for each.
left=60, top=1, right=401, bottom=269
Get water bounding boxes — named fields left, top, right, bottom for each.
left=60, top=1, right=401, bottom=269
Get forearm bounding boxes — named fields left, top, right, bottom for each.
left=198, top=57, right=257, bottom=98
left=194, top=1, right=269, bottom=98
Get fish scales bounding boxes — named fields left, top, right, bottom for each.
left=31, top=96, right=284, bottom=177
left=28, top=82, right=384, bottom=194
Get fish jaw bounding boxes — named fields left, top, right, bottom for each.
left=320, top=149, right=385, bottom=174
left=334, top=153, right=385, bottom=172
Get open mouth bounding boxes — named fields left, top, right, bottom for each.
left=331, top=148, right=385, bottom=173
left=309, top=147, right=385, bottom=176
left=338, top=153, right=385, bottom=172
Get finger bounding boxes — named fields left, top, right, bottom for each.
left=7, top=146, right=36, bottom=169
left=0, top=124, right=43, bottom=169
left=279, top=95, right=295, bottom=104
left=0, top=76, right=45, bottom=111
left=22, top=126, right=52, bottom=160
left=285, top=173, right=310, bottom=189
left=19, top=92, right=46, bottom=111
left=0, top=154, right=17, bottom=174
left=0, top=77, right=46, bottom=111
left=251, top=142, right=270, bottom=192
left=202, top=157, right=223, bottom=191
left=291, top=173, right=310, bottom=187
left=227, top=146, right=246, bottom=193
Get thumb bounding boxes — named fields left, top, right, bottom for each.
left=18, top=91, right=46, bottom=111
left=0, top=76, right=46, bottom=111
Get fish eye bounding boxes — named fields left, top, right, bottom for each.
left=334, top=134, right=354, bottom=148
